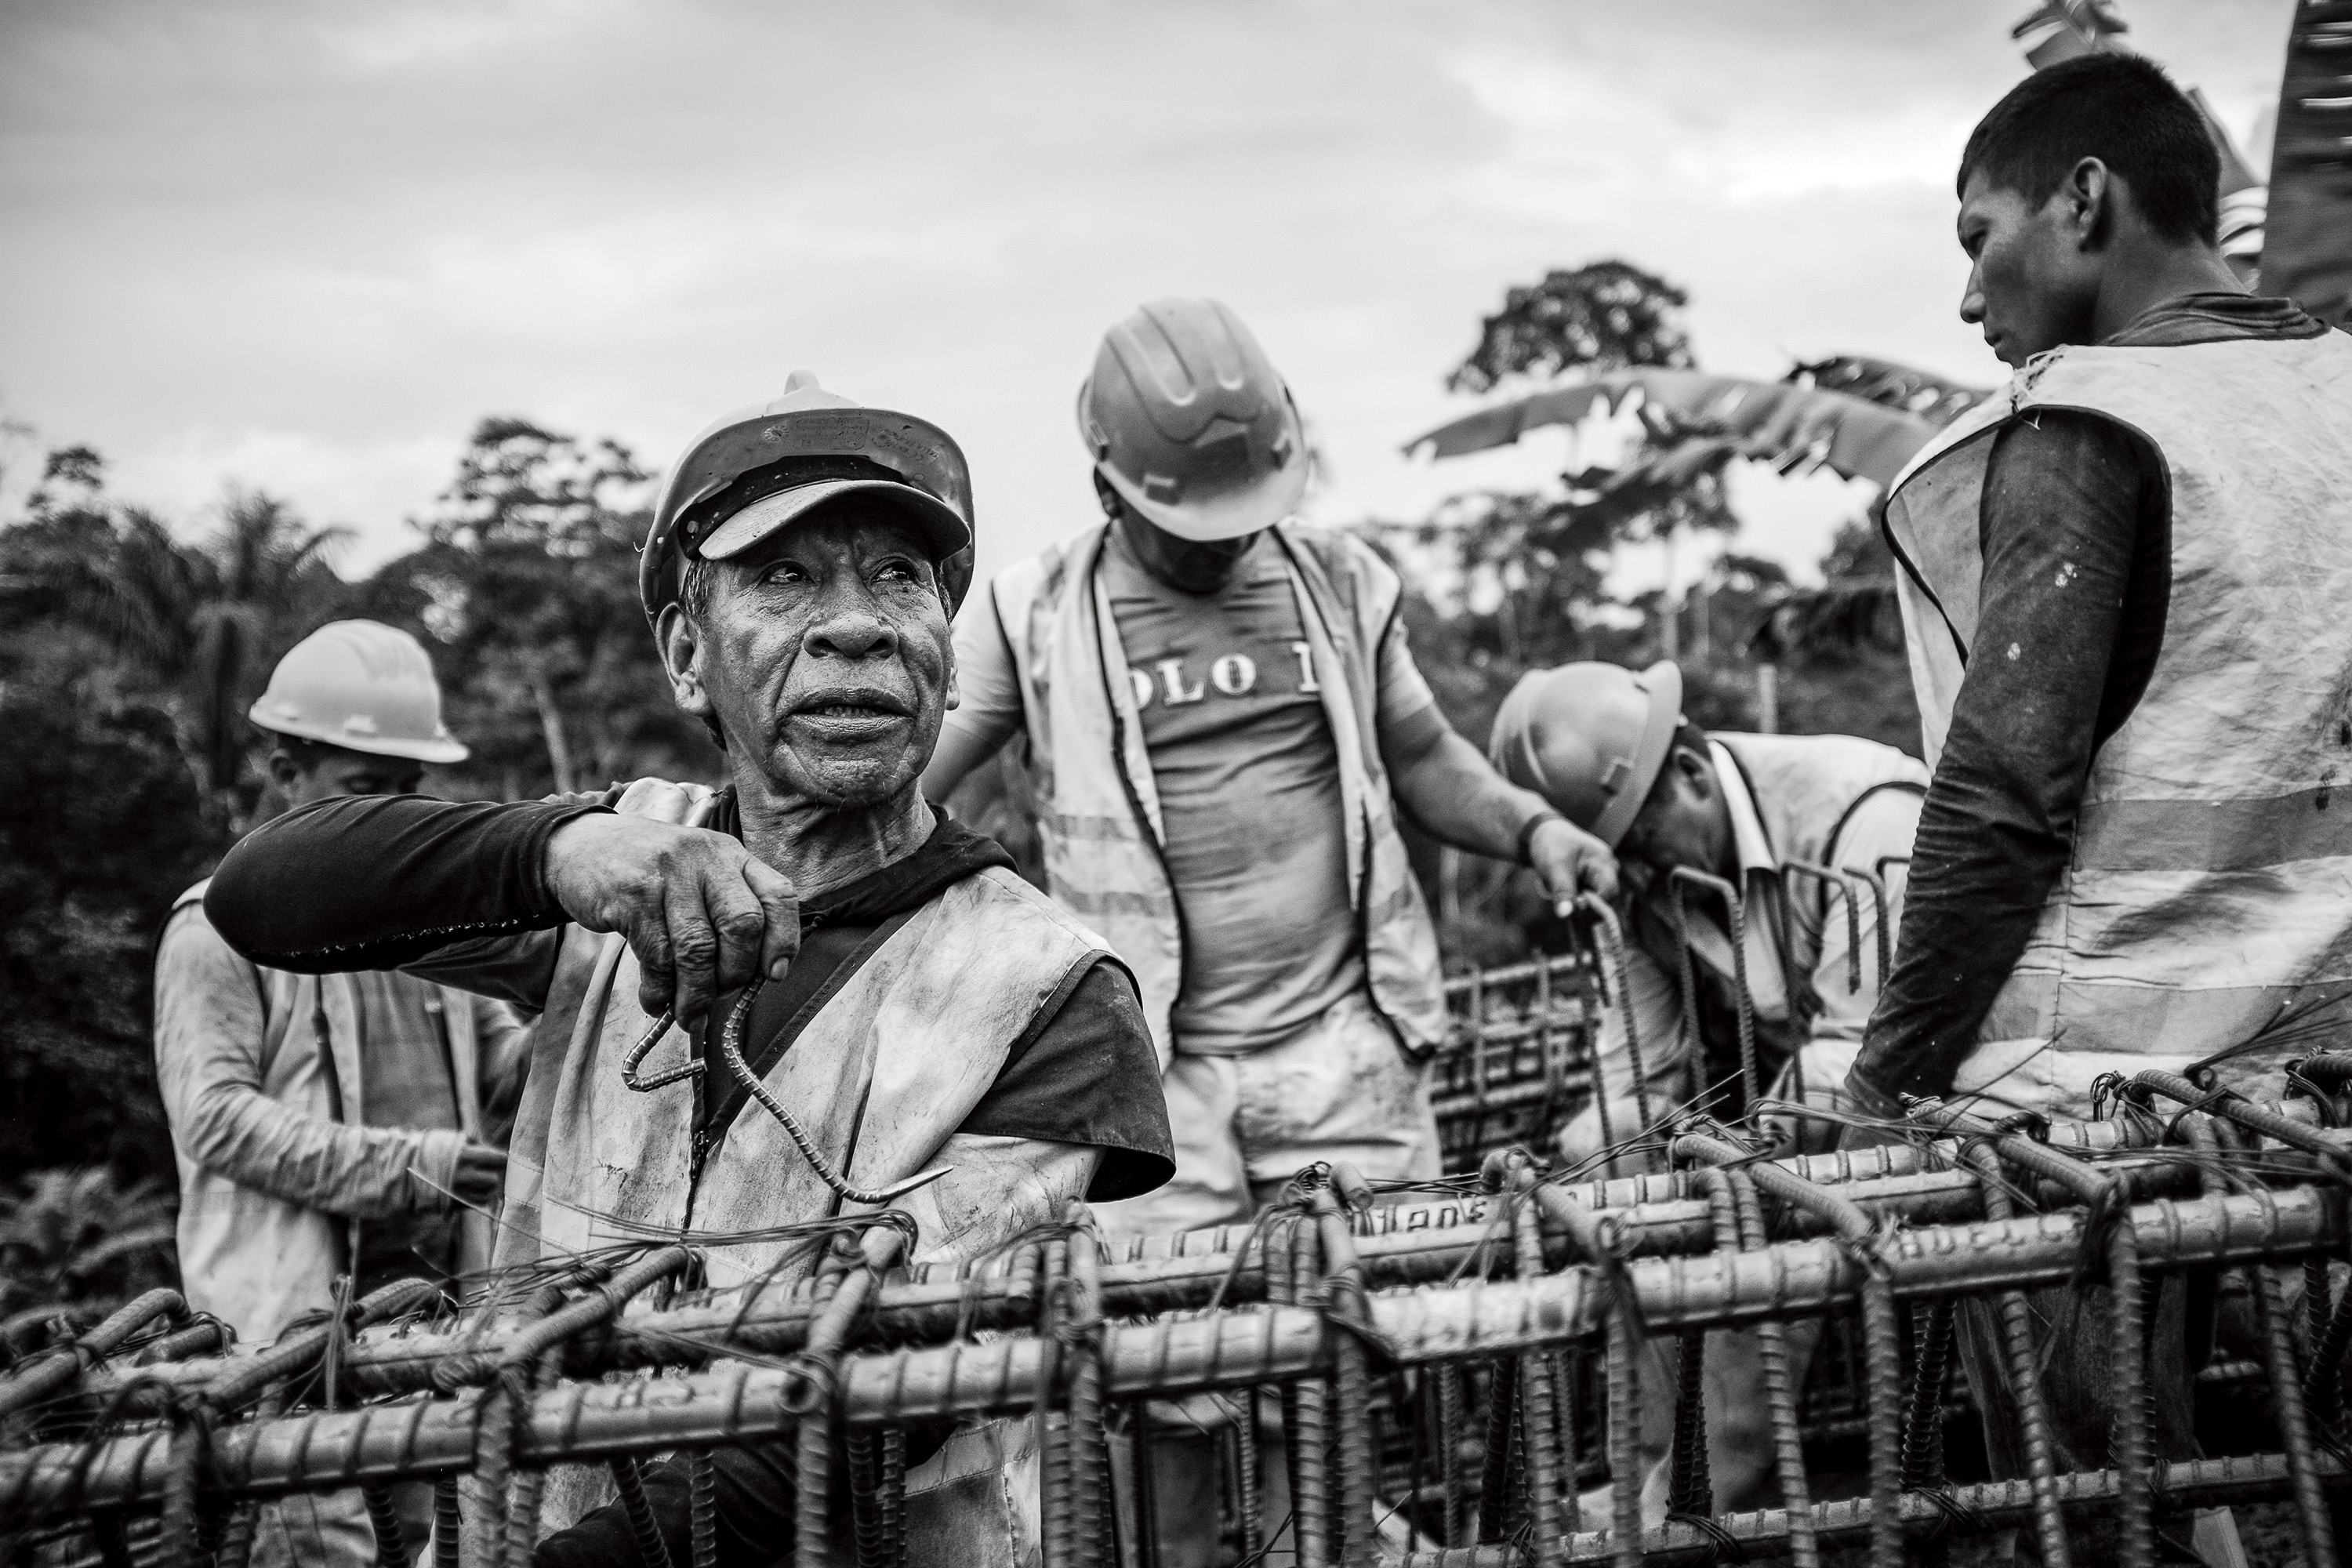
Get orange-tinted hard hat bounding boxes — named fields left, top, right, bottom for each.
left=1488, top=661, right=1685, bottom=848
left=249, top=620, right=468, bottom=764
left=1076, top=299, right=1308, bottom=543
left=639, top=371, right=975, bottom=625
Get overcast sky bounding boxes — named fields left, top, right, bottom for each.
left=0, top=0, right=2299, bottom=598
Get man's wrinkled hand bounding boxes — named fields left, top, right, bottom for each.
left=1528, top=815, right=1620, bottom=909
left=452, top=1144, right=507, bottom=1208
left=544, top=812, right=800, bottom=1025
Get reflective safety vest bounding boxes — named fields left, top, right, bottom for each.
left=497, top=782, right=1114, bottom=1561
left=497, top=783, right=1115, bottom=1289
left=986, top=521, right=1449, bottom=1062
left=1882, top=329, right=2352, bottom=1112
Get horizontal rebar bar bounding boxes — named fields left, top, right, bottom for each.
left=6, top=1180, right=2339, bottom=1520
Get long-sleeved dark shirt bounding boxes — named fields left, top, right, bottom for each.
left=204, top=793, right=1176, bottom=1198
left=1856, top=292, right=2335, bottom=1103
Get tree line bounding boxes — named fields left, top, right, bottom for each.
left=0, top=259, right=1923, bottom=1186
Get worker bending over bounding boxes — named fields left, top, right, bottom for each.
left=206, top=374, right=1174, bottom=1566
left=1856, top=53, right=2352, bottom=1530
left=920, top=298, right=1616, bottom=1564
left=155, top=621, right=528, bottom=1566
left=1489, top=658, right=1925, bottom=1519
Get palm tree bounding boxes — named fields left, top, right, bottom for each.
left=27, top=481, right=350, bottom=802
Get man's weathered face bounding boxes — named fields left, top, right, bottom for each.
left=1616, top=746, right=1732, bottom=896
left=1957, top=166, right=2100, bottom=367
left=275, top=746, right=424, bottom=809
left=673, top=505, right=954, bottom=809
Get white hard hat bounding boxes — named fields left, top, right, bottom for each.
left=1488, top=661, right=1684, bottom=848
left=1076, top=299, right=1308, bottom=543
left=248, top=620, right=469, bottom=764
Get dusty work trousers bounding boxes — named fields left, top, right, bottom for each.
left=1094, top=989, right=1440, bottom=1567
left=1094, top=989, right=1442, bottom=1240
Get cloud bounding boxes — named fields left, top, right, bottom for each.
left=0, top=0, right=2300, bottom=599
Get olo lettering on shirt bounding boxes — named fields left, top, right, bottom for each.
left=1130, top=642, right=1319, bottom=709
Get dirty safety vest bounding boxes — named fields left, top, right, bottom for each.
left=986, top=521, right=1449, bottom=1064
left=495, top=785, right=1113, bottom=1288
left=494, top=782, right=1109, bottom=1562
left=1882, top=329, right=2352, bottom=1112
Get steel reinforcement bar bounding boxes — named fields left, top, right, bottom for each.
left=39, top=1151, right=2241, bottom=1412
left=6, top=1179, right=2339, bottom=1522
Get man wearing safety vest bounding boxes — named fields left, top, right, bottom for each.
left=918, top=297, right=1617, bottom=1564
left=1486, top=658, right=1926, bottom=1519
left=205, top=373, right=1174, bottom=1565
left=1855, top=53, right=2352, bottom=1522
left=154, top=620, right=530, bottom=1566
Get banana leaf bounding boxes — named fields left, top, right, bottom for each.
left=1403, top=368, right=1950, bottom=490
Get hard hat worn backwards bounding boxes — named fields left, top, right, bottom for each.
left=249, top=620, right=469, bottom=764
left=1078, top=298, right=1308, bottom=543
left=1488, top=661, right=1685, bottom=849
left=640, top=370, right=975, bottom=624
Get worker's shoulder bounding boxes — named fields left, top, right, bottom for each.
left=944, top=864, right=1113, bottom=956
left=1713, top=731, right=1929, bottom=792
left=990, top=523, right=1110, bottom=605
left=1275, top=523, right=1403, bottom=614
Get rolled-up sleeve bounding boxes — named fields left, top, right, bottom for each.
left=154, top=906, right=463, bottom=1218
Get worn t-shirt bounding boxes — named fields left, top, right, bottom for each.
left=946, top=525, right=1444, bottom=1053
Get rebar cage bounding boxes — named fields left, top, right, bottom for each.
left=5, top=1055, right=2350, bottom=1568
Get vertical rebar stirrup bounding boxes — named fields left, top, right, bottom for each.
left=1668, top=868, right=1759, bottom=1114
left=1574, top=895, right=1652, bottom=1136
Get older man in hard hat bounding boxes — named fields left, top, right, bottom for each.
left=919, top=298, right=1617, bottom=1564
left=1490, top=660, right=1927, bottom=1163
left=205, top=373, right=1174, bottom=1565
left=154, top=620, right=530, bottom=1566
left=1488, top=658, right=1927, bottom=1520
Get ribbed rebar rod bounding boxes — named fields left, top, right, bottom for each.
left=1407, top=1450, right=2351, bottom=1566
left=1673, top=1131, right=1900, bottom=1568
left=1066, top=1210, right=1109, bottom=1568
left=72, top=1146, right=2259, bottom=1414
left=1312, top=1188, right=1377, bottom=1568
left=1036, top=1241, right=1070, bottom=1568
left=1508, top=1181, right=1565, bottom=1567
left=2188, top=1113, right=2337, bottom=1568
left=1714, top=1167, right=1814, bottom=1568
left=1290, top=1212, right=1332, bottom=1568
left=9, top=1184, right=2345, bottom=1521
left=1953, top=1138, right=2071, bottom=1568
left=1577, top=895, right=1652, bottom=1134
left=0, top=1291, right=184, bottom=1421
left=1907, top=1102, right=2150, bottom=1568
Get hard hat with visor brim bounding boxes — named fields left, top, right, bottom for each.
left=640, top=372, right=975, bottom=626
